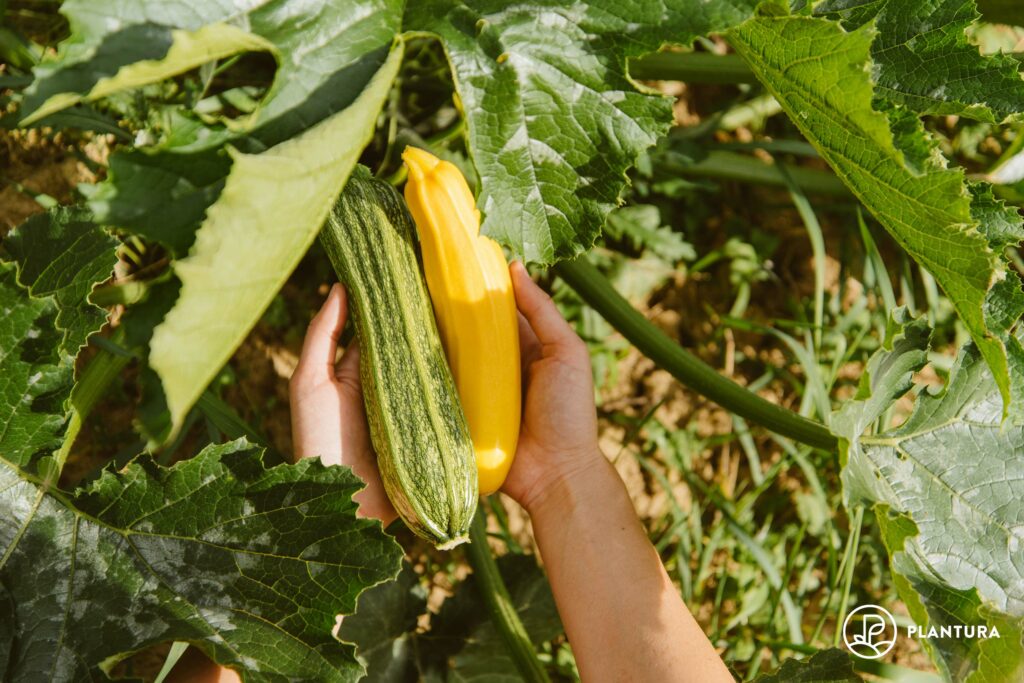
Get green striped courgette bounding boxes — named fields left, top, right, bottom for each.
left=319, top=166, right=477, bottom=548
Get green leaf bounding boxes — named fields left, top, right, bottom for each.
left=876, top=510, right=1024, bottom=682
left=830, top=307, right=931, bottom=444
left=423, top=554, right=562, bottom=681
left=341, top=554, right=562, bottom=682
left=815, top=0, right=1024, bottom=122
left=0, top=209, right=118, bottom=472
left=147, top=45, right=402, bottom=440
left=21, top=0, right=403, bottom=142
left=404, top=0, right=760, bottom=264
left=0, top=263, right=68, bottom=472
left=832, top=314, right=1024, bottom=680
left=337, top=563, right=427, bottom=683
left=84, top=150, right=231, bottom=257
left=604, top=205, right=696, bottom=263
left=754, top=648, right=862, bottom=682
left=3, top=206, right=119, bottom=357
left=729, top=6, right=1024, bottom=421
left=0, top=439, right=403, bottom=681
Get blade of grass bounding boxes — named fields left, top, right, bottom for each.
left=858, top=211, right=897, bottom=316
left=779, top=164, right=825, bottom=353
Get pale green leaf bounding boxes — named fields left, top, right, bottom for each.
left=833, top=313, right=1024, bottom=680
left=876, top=510, right=1024, bottom=682
left=148, top=45, right=402, bottom=440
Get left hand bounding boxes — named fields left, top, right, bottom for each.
left=289, top=283, right=397, bottom=525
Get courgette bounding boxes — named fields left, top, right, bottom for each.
left=402, top=147, right=521, bottom=495
left=320, top=166, right=477, bottom=548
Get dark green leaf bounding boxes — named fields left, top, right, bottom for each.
left=0, top=440, right=403, bottom=681
left=3, top=206, right=119, bottom=357
left=0, top=210, right=118, bottom=472
left=341, top=554, right=562, bottom=682
left=338, top=563, right=427, bottom=683
left=22, top=1, right=403, bottom=144
left=816, top=0, right=1024, bottom=121
left=754, top=648, right=862, bottom=682
left=423, top=554, right=562, bottom=681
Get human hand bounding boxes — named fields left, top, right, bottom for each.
left=501, top=262, right=604, bottom=513
left=289, top=283, right=397, bottom=525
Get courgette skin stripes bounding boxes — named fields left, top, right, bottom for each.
left=403, top=147, right=521, bottom=496
left=321, top=166, right=477, bottom=549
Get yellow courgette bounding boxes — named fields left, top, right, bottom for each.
left=402, top=147, right=521, bottom=495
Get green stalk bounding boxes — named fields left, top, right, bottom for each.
left=628, top=51, right=755, bottom=83
left=667, top=150, right=852, bottom=198
left=555, top=257, right=837, bottom=450
left=54, top=333, right=132, bottom=474
left=464, top=505, right=551, bottom=683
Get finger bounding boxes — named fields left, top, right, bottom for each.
left=335, top=341, right=361, bottom=394
left=517, top=312, right=542, bottom=371
left=297, top=283, right=347, bottom=379
left=510, top=261, right=579, bottom=351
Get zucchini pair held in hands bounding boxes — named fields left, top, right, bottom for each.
left=319, top=151, right=519, bottom=548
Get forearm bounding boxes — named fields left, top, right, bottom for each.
left=527, top=456, right=733, bottom=683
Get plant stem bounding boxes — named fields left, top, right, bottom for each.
left=464, top=504, right=551, bottom=683
left=629, top=51, right=755, bottom=83
left=666, top=150, right=852, bottom=198
left=555, top=257, right=838, bottom=450
left=55, top=333, right=132, bottom=474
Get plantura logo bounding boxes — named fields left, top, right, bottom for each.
left=843, top=603, right=1002, bottom=660
left=843, top=605, right=897, bottom=659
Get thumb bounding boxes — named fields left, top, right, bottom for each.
left=335, top=341, right=362, bottom=395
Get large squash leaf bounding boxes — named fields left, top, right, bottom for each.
left=404, top=0, right=760, bottom=263
left=147, top=45, right=402, bottom=439
left=1, top=439, right=402, bottom=682
left=729, top=4, right=1024, bottom=421
left=832, top=311, right=1024, bottom=681
left=20, top=0, right=403, bottom=142
left=17, top=1, right=406, bottom=440
left=815, top=0, right=1024, bottom=122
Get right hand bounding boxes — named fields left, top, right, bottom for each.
left=500, top=262, right=604, bottom=513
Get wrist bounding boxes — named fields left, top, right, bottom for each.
left=521, top=452, right=621, bottom=520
